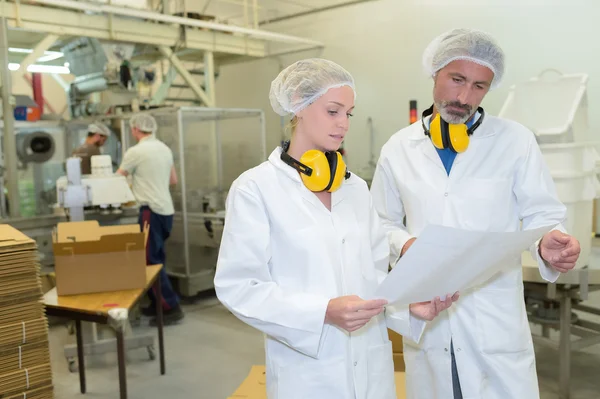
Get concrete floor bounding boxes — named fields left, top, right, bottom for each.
left=48, top=292, right=600, bottom=399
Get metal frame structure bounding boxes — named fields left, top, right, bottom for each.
left=0, top=0, right=321, bottom=219
left=117, top=106, right=266, bottom=296
left=170, top=107, right=266, bottom=296
left=523, top=265, right=600, bottom=399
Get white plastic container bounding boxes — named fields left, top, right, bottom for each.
left=539, top=142, right=600, bottom=174
left=551, top=170, right=600, bottom=203
left=499, top=71, right=591, bottom=144
left=91, top=155, right=113, bottom=176
left=563, top=200, right=594, bottom=269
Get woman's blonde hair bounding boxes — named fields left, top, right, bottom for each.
left=285, top=116, right=300, bottom=137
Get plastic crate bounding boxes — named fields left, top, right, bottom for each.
left=499, top=70, right=591, bottom=144
left=551, top=170, right=600, bottom=203
left=539, top=142, right=600, bottom=174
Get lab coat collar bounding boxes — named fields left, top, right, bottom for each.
left=268, top=146, right=355, bottom=209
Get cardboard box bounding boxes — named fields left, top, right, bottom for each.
left=388, top=328, right=404, bottom=353
left=227, top=366, right=407, bottom=399
left=227, top=365, right=266, bottom=399
left=393, top=353, right=406, bottom=372
left=52, top=221, right=148, bottom=296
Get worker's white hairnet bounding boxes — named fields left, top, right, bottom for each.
left=129, top=113, right=158, bottom=134
left=423, top=28, right=505, bottom=89
left=88, top=122, right=111, bottom=137
left=269, top=58, right=356, bottom=118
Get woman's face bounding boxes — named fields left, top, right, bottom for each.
left=295, top=85, right=355, bottom=152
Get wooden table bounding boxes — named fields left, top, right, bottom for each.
left=43, top=265, right=165, bottom=399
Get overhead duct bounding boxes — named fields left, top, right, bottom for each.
left=62, top=38, right=147, bottom=118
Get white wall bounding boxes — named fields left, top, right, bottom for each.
left=215, top=0, right=600, bottom=179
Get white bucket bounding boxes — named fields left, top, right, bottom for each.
left=91, top=155, right=113, bottom=176
left=551, top=170, right=600, bottom=203
left=563, top=200, right=594, bottom=269
left=540, top=142, right=600, bottom=174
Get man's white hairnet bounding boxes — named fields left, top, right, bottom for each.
left=88, top=122, right=111, bottom=137
left=269, top=58, right=355, bottom=118
left=423, top=28, right=505, bottom=89
left=130, top=113, right=158, bottom=134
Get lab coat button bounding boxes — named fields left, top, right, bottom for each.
left=444, top=348, right=448, bottom=352
left=354, top=361, right=357, bottom=366
left=342, top=239, right=346, bottom=244
left=444, top=192, right=448, bottom=197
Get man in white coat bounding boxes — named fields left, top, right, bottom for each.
left=370, top=28, right=581, bottom=398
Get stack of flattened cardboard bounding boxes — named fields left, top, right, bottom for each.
left=0, top=225, right=53, bottom=399
left=388, top=328, right=405, bottom=372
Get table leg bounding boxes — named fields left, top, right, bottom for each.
left=559, top=294, right=571, bottom=399
left=116, top=328, right=127, bottom=399
left=76, top=319, right=86, bottom=394
left=155, top=276, right=165, bottom=375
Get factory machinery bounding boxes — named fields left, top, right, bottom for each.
left=1, top=106, right=266, bottom=300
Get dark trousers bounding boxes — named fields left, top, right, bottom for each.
left=139, top=206, right=180, bottom=310
left=451, top=341, right=463, bottom=398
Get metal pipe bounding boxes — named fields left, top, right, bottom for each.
left=259, top=0, right=376, bottom=25
left=252, top=0, right=258, bottom=29
left=176, top=109, right=191, bottom=279
left=0, top=16, right=19, bottom=217
left=33, top=0, right=323, bottom=46
left=572, top=304, right=600, bottom=316
left=31, top=73, right=43, bottom=111
left=203, top=51, right=216, bottom=106
left=574, top=318, right=600, bottom=333
left=559, top=294, right=572, bottom=399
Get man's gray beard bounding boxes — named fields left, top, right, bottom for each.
left=439, top=106, right=470, bottom=125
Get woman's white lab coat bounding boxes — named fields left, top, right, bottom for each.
left=214, top=147, right=424, bottom=399
left=370, top=114, right=567, bottom=399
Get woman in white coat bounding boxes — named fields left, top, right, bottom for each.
left=214, top=58, right=458, bottom=399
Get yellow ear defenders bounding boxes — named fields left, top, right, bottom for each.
left=422, top=105, right=485, bottom=153
left=280, top=141, right=351, bottom=192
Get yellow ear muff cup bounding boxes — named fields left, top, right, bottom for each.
left=328, top=152, right=347, bottom=193
left=429, top=114, right=444, bottom=150
left=447, top=123, right=470, bottom=153
left=299, top=150, right=331, bottom=192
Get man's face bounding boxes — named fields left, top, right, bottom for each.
left=433, top=59, right=494, bottom=124
left=97, top=135, right=107, bottom=146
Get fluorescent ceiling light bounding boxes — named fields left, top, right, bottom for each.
left=8, top=63, right=71, bottom=74
left=8, top=47, right=64, bottom=63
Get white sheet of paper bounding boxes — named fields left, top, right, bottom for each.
left=374, top=224, right=554, bottom=305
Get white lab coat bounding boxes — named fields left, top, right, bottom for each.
left=215, top=147, right=425, bottom=399
left=370, top=114, right=567, bottom=399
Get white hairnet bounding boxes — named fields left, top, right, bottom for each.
left=88, top=122, right=111, bottom=137
left=129, top=113, right=158, bottom=134
left=423, top=28, right=505, bottom=89
left=269, top=58, right=355, bottom=117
